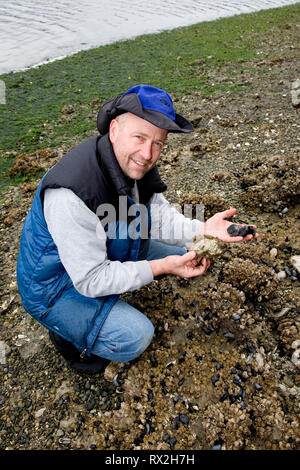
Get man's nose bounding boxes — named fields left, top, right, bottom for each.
left=140, top=142, right=152, bottom=160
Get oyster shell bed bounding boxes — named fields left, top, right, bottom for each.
left=0, top=28, right=300, bottom=450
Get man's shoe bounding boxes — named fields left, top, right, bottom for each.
left=49, top=330, right=110, bottom=374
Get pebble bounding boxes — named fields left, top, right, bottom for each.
left=291, top=79, right=300, bottom=107
left=277, top=271, right=286, bottom=280
left=269, top=248, right=278, bottom=259
left=34, top=408, right=46, bottom=419
left=290, top=255, right=300, bottom=274
left=291, top=349, right=300, bottom=368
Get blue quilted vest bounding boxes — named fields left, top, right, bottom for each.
left=17, top=134, right=166, bottom=356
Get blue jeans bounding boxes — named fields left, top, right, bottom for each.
left=91, top=241, right=186, bottom=362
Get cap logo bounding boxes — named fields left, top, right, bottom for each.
left=160, top=98, right=170, bottom=107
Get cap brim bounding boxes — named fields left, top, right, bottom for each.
left=135, top=108, right=194, bottom=133
left=97, top=93, right=194, bottom=134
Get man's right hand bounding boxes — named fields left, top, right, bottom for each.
left=149, top=250, right=210, bottom=279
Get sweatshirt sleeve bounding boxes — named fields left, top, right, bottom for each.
left=43, top=187, right=153, bottom=298
left=149, top=193, right=204, bottom=248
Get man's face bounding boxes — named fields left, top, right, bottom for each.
left=109, top=112, right=168, bottom=180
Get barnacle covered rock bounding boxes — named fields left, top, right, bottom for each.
left=238, top=155, right=300, bottom=212
left=222, top=257, right=278, bottom=300
left=191, top=235, right=223, bottom=259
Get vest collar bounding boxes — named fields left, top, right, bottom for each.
left=97, top=134, right=167, bottom=203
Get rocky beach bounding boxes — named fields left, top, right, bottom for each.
left=0, top=7, right=299, bottom=450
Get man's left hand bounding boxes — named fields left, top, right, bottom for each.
left=203, top=208, right=259, bottom=242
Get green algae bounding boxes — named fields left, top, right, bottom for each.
left=0, top=3, right=299, bottom=191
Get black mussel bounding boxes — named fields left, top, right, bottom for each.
left=173, top=415, right=180, bottom=429
left=173, top=394, right=182, bottom=404
left=227, top=224, right=241, bottom=236
left=195, top=354, right=202, bottom=362
left=247, top=225, right=256, bottom=236
left=212, top=439, right=223, bottom=450
left=146, top=410, right=154, bottom=421
left=220, top=390, right=229, bottom=402
left=212, top=444, right=222, bottom=450
left=145, top=423, right=151, bottom=435
left=202, top=325, right=212, bottom=335
left=188, top=403, right=199, bottom=413
left=178, top=352, right=186, bottom=363
left=211, top=373, right=220, bottom=386
left=150, top=353, right=158, bottom=367
left=229, top=394, right=238, bottom=404
left=247, top=342, right=256, bottom=354
left=179, top=414, right=189, bottom=425
left=254, top=382, right=262, bottom=391
left=237, top=226, right=249, bottom=237
left=227, top=224, right=256, bottom=237
left=233, top=375, right=242, bottom=386
left=187, top=331, right=195, bottom=340
left=168, top=437, right=177, bottom=450
left=224, top=331, right=235, bottom=340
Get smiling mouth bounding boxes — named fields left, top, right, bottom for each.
left=133, top=160, right=146, bottom=167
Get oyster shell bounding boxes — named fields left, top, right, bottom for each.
left=191, top=235, right=223, bottom=259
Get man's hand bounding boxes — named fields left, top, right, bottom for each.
left=203, top=208, right=259, bottom=242
left=149, top=251, right=210, bottom=278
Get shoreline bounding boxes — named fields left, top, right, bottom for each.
left=0, top=4, right=299, bottom=179
left=2, top=1, right=299, bottom=76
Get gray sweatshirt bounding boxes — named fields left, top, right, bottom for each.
left=43, top=186, right=203, bottom=298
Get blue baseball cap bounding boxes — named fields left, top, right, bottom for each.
left=97, top=84, right=194, bottom=134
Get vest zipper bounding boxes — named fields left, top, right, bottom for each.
left=80, top=348, right=87, bottom=359
left=80, top=303, right=104, bottom=359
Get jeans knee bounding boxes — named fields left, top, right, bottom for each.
left=123, top=318, right=154, bottom=361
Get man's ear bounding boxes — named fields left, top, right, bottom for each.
left=109, top=118, right=118, bottom=143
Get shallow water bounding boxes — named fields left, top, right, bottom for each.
left=0, top=0, right=297, bottom=74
